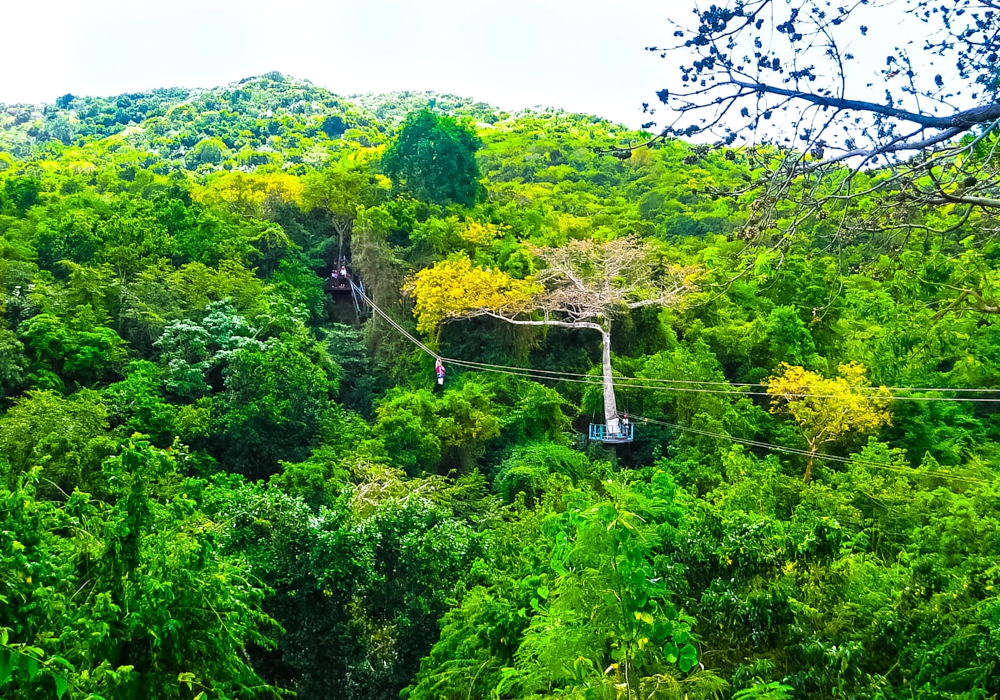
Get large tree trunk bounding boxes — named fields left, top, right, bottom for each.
left=601, top=327, right=620, bottom=434
left=475, top=314, right=623, bottom=436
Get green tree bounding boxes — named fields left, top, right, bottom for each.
left=189, top=137, right=229, bottom=166
left=103, top=361, right=177, bottom=445
left=221, top=482, right=363, bottom=698
left=353, top=489, right=486, bottom=700
left=154, top=300, right=262, bottom=398
left=0, top=326, right=27, bottom=396
left=382, top=110, right=482, bottom=207
left=502, top=472, right=704, bottom=700
left=373, top=381, right=502, bottom=475
left=373, top=388, right=444, bottom=474
left=0, top=389, right=115, bottom=497
left=213, top=338, right=335, bottom=478
left=19, top=308, right=126, bottom=387
left=2, top=176, right=42, bottom=216
left=493, top=441, right=591, bottom=506
left=0, top=440, right=281, bottom=699
left=301, top=156, right=375, bottom=262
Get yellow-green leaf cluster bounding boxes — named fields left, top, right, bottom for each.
left=194, top=172, right=304, bottom=218
left=767, top=362, right=891, bottom=471
left=409, top=256, right=541, bottom=334
left=458, top=220, right=505, bottom=246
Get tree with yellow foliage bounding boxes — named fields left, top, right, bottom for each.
left=766, top=362, right=891, bottom=483
left=409, top=236, right=695, bottom=436
left=409, top=256, right=541, bottom=334
left=194, top=172, right=304, bottom=218
left=301, top=159, right=374, bottom=259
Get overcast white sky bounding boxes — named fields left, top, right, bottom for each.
left=2, top=0, right=683, bottom=127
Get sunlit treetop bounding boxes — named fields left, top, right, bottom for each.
left=408, top=255, right=542, bottom=334
left=766, top=361, right=892, bottom=481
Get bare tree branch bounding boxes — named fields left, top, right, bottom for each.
left=725, top=80, right=1000, bottom=131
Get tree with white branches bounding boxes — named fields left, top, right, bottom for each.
left=410, top=236, right=697, bottom=436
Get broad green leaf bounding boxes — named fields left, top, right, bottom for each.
left=651, top=619, right=673, bottom=641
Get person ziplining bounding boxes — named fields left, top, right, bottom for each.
left=435, top=358, right=445, bottom=389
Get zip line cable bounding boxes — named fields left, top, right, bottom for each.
left=348, top=281, right=1000, bottom=404
left=350, top=280, right=437, bottom=356
left=445, top=357, right=1000, bottom=403
left=427, top=355, right=1000, bottom=395
left=348, top=281, right=994, bottom=487
left=623, top=412, right=992, bottom=487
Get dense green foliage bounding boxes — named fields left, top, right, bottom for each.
left=2, top=74, right=999, bottom=700
left=382, top=110, right=482, bottom=208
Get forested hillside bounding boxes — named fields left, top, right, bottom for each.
left=2, top=70, right=1000, bottom=700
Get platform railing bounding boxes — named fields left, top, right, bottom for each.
left=588, top=423, right=634, bottom=442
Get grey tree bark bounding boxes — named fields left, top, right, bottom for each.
left=600, top=326, right=620, bottom=435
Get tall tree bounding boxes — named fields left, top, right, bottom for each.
left=302, top=157, right=374, bottom=263
left=1, top=176, right=41, bottom=216
left=382, top=110, right=482, bottom=207
left=766, top=362, right=892, bottom=482
left=410, top=237, right=695, bottom=435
